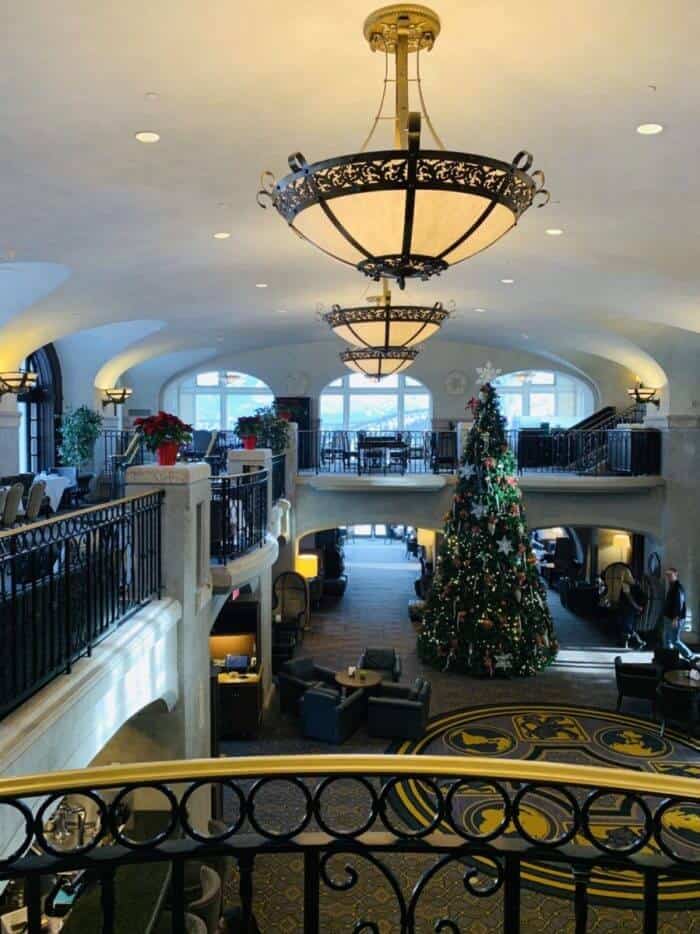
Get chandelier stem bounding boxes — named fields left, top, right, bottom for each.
left=394, top=14, right=410, bottom=148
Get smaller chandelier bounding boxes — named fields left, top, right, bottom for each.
left=0, top=370, right=38, bottom=397
left=340, top=347, right=417, bottom=380
left=627, top=383, right=659, bottom=407
left=102, top=387, right=133, bottom=414
left=324, top=280, right=449, bottom=351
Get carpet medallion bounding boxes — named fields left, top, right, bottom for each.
left=389, top=703, right=700, bottom=911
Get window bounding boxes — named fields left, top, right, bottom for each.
left=493, top=370, right=594, bottom=429
left=319, top=373, right=432, bottom=431
left=18, top=345, right=62, bottom=473
left=178, top=371, right=273, bottom=430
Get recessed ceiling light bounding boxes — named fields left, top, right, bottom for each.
left=255, top=283, right=268, bottom=288
left=501, top=278, right=514, bottom=284
left=144, top=92, right=160, bottom=101
left=213, top=231, right=231, bottom=240
left=474, top=307, right=486, bottom=313
left=276, top=308, right=288, bottom=313
left=636, top=123, right=663, bottom=135
left=521, top=333, right=529, bottom=340
left=545, top=228, right=563, bottom=236
left=134, top=131, right=160, bottom=143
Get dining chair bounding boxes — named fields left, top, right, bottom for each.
left=2, top=483, right=24, bottom=527
left=24, top=479, right=47, bottom=522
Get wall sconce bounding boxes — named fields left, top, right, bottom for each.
left=627, top=382, right=659, bottom=407
left=102, top=387, right=133, bottom=414
left=0, top=370, right=38, bottom=398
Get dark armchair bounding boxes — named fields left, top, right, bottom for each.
left=272, top=571, right=309, bottom=643
left=301, top=687, right=366, bottom=744
left=358, top=647, right=401, bottom=683
left=614, top=656, right=660, bottom=712
left=656, top=681, right=700, bottom=737
left=367, top=677, right=431, bottom=740
left=277, top=656, right=336, bottom=715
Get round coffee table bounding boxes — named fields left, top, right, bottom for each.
left=335, top=669, right=382, bottom=694
left=664, top=669, right=700, bottom=689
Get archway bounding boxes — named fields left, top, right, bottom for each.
left=18, top=343, right=62, bottom=472
left=176, top=369, right=273, bottom=430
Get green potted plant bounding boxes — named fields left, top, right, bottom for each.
left=236, top=415, right=261, bottom=450
left=133, top=411, right=193, bottom=465
left=254, top=405, right=290, bottom=453
left=59, top=406, right=104, bottom=471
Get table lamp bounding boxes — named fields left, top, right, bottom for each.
left=296, top=553, right=319, bottom=580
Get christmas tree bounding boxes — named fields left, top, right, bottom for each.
left=417, top=370, right=558, bottom=677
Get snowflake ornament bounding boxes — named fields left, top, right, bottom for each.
left=476, top=361, right=503, bottom=384
left=470, top=502, right=486, bottom=519
left=497, top=536, right=514, bottom=555
left=494, top=653, right=513, bottom=671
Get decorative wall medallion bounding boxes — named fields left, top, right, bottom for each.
left=286, top=371, right=310, bottom=395
left=445, top=371, right=467, bottom=396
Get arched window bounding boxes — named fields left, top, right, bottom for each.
left=177, top=371, right=273, bottom=430
left=18, top=344, right=63, bottom=472
left=493, top=370, right=594, bottom=429
left=320, top=373, right=432, bottom=431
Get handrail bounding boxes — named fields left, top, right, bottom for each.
left=1, top=753, right=697, bottom=800
left=0, top=487, right=165, bottom=540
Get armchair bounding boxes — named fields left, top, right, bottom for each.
left=614, top=656, right=660, bottom=712
left=367, top=678, right=431, bottom=739
left=301, top=686, right=366, bottom=744
left=358, top=647, right=401, bottom=683
left=277, top=656, right=337, bottom=715
left=272, top=571, right=309, bottom=643
left=656, top=681, right=700, bottom=737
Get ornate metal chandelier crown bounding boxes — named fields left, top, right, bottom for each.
left=258, top=4, right=549, bottom=288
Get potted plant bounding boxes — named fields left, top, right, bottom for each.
left=59, top=406, right=104, bottom=472
left=236, top=415, right=261, bottom=450
left=133, top=411, right=193, bottom=465
left=254, top=405, right=290, bottom=453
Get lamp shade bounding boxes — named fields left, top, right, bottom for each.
left=627, top=384, right=657, bottom=404
left=340, top=347, right=418, bottom=379
left=0, top=370, right=38, bottom=394
left=296, top=553, right=319, bottom=579
left=324, top=302, right=448, bottom=350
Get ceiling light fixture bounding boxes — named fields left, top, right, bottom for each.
left=501, top=278, right=515, bottom=284
left=627, top=382, right=660, bottom=407
left=636, top=123, right=663, bottom=135
left=134, top=131, right=160, bottom=143
left=213, top=231, right=231, bottom=239
left=0, top=370, right=38, bottom=397
left=340, top=346, right=418, bottom=379
left=475, top=307, right=486, bottom=313
left=255, top=283, right=268, bottom=289
left=276, top=308, right=289, bottom=313
left=258, top=4, right=549, bottom=288
left=545, top=228, right=563, bottom=236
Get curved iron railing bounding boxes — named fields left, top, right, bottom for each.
left=0, top=755, right=697, bottom=933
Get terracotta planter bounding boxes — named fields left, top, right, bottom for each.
left=242, top=435, right=257, bottom=450
left=156, top=441, right=179, bottom=466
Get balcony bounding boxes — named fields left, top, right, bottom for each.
left=0, top=754, right=697, bottom=932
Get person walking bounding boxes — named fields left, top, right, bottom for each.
left=619, top=569, right=646, bottom=649
left=662, top=567, right=694, bottom=660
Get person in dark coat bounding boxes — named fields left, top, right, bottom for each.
left=619, top=569, right=646, bottom=649
left=662, top=567, right=694, bottom=660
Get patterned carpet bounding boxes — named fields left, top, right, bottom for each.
left=388, top=703, right=700, bottom=911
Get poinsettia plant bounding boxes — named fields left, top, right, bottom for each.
left=133, top=411, right=193, bottom=452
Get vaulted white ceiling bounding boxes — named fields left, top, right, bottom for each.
left=0, top=1, right=698, bottom=398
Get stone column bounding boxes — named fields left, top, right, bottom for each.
left=125, top=462, right=214, bottom=760
left=0, top=396, right=20, bottom=475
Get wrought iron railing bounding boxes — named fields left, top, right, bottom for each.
left=0, top=755, right=697, bottom=933
left=0, top=491, right=163, bottom=721
left=297, top=430, right=459, bottom=475
left=210, top=471, right=268, bottom=563
left=101, top=429, right=144, bottom=479
left=271, top=453, right=286, bottom=501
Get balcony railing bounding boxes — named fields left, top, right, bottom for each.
left=271, top=452, right=286, bottom=501
left=0, top=755, right=696, bottom=933
left=210, top=471, right=268, bottom=563
left=0, top=491, right=163, bottom=721
left=298, top=430, right=459, bottom=475
left=298, top=428, right=662, bottom=477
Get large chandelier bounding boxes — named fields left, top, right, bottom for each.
left=340, top=346, right=418, bottom=379
left=258, top=4, right=549, bottom=288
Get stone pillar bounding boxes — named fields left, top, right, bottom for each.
left=0, top=396, right=20, bottom=475
left=654, top=418, right=700, bottom=642
left=125, top=463, right=214, bottom=759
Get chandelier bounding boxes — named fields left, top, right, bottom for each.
left=258, top=4, right=549, bottom=288
left=327, top=277, right=447, bottom=379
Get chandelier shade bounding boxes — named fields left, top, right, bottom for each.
left=0, top=370, right=38, bottom=396
left=340, top=347, right=418, bottom=379
left=324, top=302, right=448, bottom=350
left=259, top=5, right=549, bottom=288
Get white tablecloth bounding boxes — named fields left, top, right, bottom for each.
left=35, top=473, right=73, bottom=512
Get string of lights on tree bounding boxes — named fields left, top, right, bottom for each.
left=417, top=365, right=558, bottom=677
